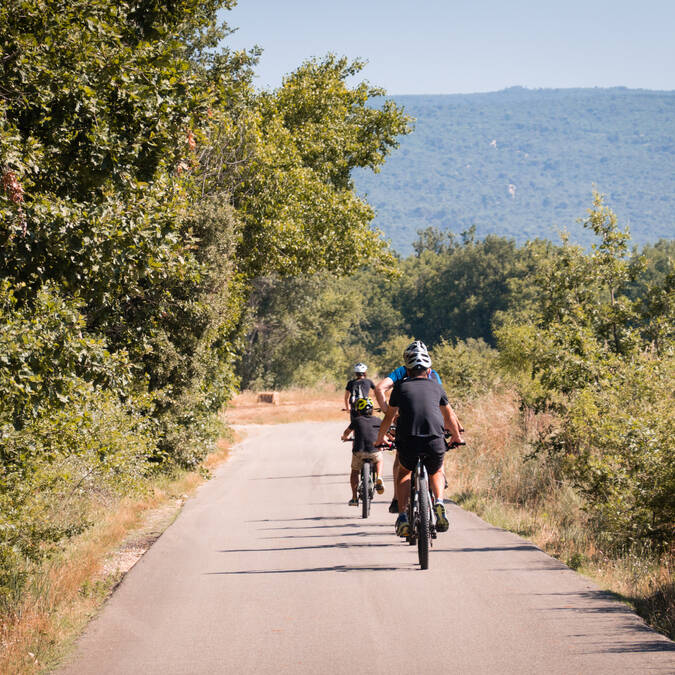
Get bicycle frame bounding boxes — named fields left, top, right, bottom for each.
left=361, top=458, right=377, bottom=515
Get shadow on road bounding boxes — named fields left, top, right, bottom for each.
left=434, top=544, right=541, bottom=553
left=259, top=523, right=391, bottom=531
left=206, top=564, right=409, bottom=575
left=218, top=542, right=392, bottom=553
left=248, top=516, right=357, bottom=522
left=537, top=590, right=675, bottom=653
left=250, top=473, right=346, bottom=480
left=262, top=531, right=392, bottom=540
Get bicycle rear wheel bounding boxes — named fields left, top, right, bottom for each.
left=417, top=473, right=431, bottom=569
left=361, top=462, right=370, bottom=518
left=407, top=476, right=416, bottom=545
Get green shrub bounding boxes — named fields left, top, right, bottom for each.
left=497, top=194, right=674, bottom=547
left=0, top=282, right=154, bottom=603
left=431, top=338, right=501, bottom=401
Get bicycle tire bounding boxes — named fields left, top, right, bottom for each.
left=417, top=473, right=431, bottom=569
left=407, top=473, right=416, bottom=545
left=361, top=462, right=370, bottom=519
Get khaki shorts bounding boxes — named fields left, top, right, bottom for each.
left=351, top=450, right=382, bottom=471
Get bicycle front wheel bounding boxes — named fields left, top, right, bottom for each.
left=361, top=462, right=370, bottom=518
left=417, top=474, right=431, bottom=569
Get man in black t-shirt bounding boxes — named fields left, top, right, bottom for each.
left=376, top=347, right=463, bottom=536
left=344, top=363, right=375, bottom=418
left=341, top=397, right=384, bottom=505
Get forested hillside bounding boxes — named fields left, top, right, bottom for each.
left=354, top=88, right=675, bottom=253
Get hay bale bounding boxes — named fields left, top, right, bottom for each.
left=257, top=392, right=280, bottom=405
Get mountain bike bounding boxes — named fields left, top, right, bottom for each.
left=406, top=453, right=435, bottom=569
left=407, top=437, right=465, bottom=570
left=359, top=457, right=376, bottom=518
left=343, top=439, right=377, bottom=518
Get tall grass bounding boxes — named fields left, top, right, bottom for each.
left=447, top=389, right=674, bottom=639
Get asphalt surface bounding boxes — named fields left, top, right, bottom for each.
left=57, top=421, right=675, bottom=674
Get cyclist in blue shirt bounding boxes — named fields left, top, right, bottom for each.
left=384, top=363, right=442, bottom=387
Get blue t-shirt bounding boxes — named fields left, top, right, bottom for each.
left=387, top=365, right=442, bottom=385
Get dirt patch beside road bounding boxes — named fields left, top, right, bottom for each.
left=224, top=386, right=346, bottom=425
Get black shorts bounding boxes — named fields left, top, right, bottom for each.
left=397, top=435, right=446, bottom=473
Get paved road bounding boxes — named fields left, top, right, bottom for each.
left=57, top=421, right=674, bottom=674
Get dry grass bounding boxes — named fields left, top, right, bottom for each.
left=0, top=438, right=234, bottom=675
left=224, top=385, right=346, bottom=425
left=446, top=388, right=674, bottom=639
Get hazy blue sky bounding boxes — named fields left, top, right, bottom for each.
left=222, top=0, right=675, bottom=94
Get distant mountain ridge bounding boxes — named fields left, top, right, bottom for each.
left=353, top=87, right=675, bottom=253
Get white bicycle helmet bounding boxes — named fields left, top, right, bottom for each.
left=353, top=362, right=368, bottom=374
left=403, top=340, right=431, bottom=370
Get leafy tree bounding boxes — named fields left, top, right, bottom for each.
left=0, top=0, right=413, bottom=603
left=230, top=55, right=411, bottom=276
left=240, top=273, right=364, bottom=389
left=399, top=230, right=543, bottom=346
left=0, top=282, right=153, bottom=599
left=431, top=338, right=501, bottom=400
left=0, top=0, right=257, bottom=463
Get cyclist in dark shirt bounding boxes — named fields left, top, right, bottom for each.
left=344, top=362, right=375, bottom=417
left=376, top=345, right=463, bottom=536
left=373, top=340, right=462, bottom=514
left=341, top=397, right=384, bottom=505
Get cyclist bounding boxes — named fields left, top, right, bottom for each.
left=341, top=397, right=385, bottom=505
left=375, top=344, right=463, bottom=536
left=373, top=341, right=462, bottom=513
left=344, top=363, right=375, bottom=418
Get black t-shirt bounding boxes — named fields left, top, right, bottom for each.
left=345, top=377, right=374, bottom=405
left=348, top=415, right=382, bottom=453
left=389, top=377, right=448, bottom=438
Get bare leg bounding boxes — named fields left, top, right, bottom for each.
left=396, top=464, right=412, bottom=514
left=350, top=470, right=358, bottom=500
left=392, top=453, right=400, bottom=501
left=429, top=469, right=445, bottom=502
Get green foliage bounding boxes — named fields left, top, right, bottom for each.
left=372, top=334, right=414, bottom=376
left=431, top=338, right=501, bottom=400
left=560, top=353, right=674, bottom=543
left=0, top=0, right=254, bottom=469
left=0, top=1, right=412, bottom=607
left=354, top=88, right=675, bottom=253
left=0, top=282, right=153, bottom=603
left=400, top=229, right=552, bottom=346
left=497, top=194, right=674, bottom=546
left=240, top=274, right=364, bottom=389
left=230, top=55, right=411, bottom=276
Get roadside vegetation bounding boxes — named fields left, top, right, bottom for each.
left=0, top=435, right=234, bottom=674
left=1, top=0, right=672, bottom=665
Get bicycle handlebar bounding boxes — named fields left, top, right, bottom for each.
left=446, top=440, right=466, bottom=449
